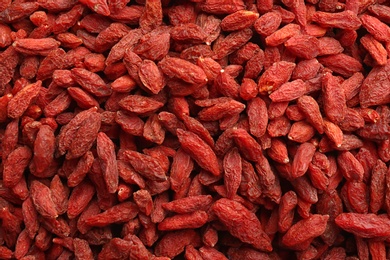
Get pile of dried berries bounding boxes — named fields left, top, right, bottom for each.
left=0, top=0, right=390, bottom=259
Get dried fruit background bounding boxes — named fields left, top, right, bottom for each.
left=0, top=0, right=390, bottom=259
